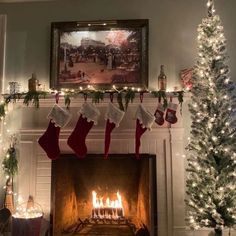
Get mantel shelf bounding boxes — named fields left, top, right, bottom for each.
left=7, top=92, right=190, bottom=108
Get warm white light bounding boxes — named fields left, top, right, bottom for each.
left=225, top=78, right=230, bottom=84
left=92, top=191, right=124, bottom=219
left=190, top=218, right=195, bottom=223
left=212, top=136, right=218, bottom=142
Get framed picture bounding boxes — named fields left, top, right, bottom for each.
left=50, top=19, right=148, bottom=90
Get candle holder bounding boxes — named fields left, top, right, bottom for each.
left=8, top=82, right=21, bottom=94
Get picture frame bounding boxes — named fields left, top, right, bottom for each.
left=50, top=19, right=148, bottom=90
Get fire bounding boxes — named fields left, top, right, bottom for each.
left=91, top=191, right=124, bottom=219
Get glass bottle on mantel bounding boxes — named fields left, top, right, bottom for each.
left=28, top=73, right=39, bottom=92
left=158, top=65, right=167, bottom=91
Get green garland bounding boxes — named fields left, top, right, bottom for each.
left=124, top=89, right=136, bottom=110
left=2, top=146, right=18, bottom=177
left=0, top=89, right=185, bottom=117
left=23, top=91, right=47, bottom=108
left=152, top=90, right=184, bottom=114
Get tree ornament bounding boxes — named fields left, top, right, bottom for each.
left=67, top=101, right=100, bottom=158
left=38, top=103, right=71, bottom=160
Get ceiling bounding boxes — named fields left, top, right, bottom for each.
left=0, top=0, right=55, bottom=2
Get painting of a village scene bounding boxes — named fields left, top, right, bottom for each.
left=58, top=29, right=142, bottom=87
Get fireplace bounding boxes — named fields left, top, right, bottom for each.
left=16, top=96, right=186, bottom=236
left=51, top=154, right=157, bottom=236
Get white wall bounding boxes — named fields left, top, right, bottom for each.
left=0, top=0, right=235, bottom=90
left=0, top=1, right=236, bottom=235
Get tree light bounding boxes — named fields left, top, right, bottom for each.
left=212, top=136, right=218, bottom=142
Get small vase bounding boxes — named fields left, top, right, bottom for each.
left=214, top=229, right=222, bottom=236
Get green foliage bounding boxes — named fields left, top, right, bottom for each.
left=186, top=7, right=236, bottom=232
left=64, top=94, right=71, bottom=109
left=124, top=89, right=136, bottom=110
left=91, top=91, right=104, bottom=104
left=0, top=102, right=6, bottom=119
left=117, top=93, right=125, bottom=111
left=175, top=91, right=184, bottom=115
left=152, top=91, right=168, bottom=109
left=23, top=91, right=47, bottom=108
left=2, top=147, right=18, bottom=177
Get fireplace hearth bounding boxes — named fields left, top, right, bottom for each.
left=50, top=154, right=157, bottom=236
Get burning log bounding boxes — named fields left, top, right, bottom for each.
left=91, top=191, right=124, bottom=220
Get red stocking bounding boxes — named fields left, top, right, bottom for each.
left=135, top=119, right=147, bottom=159
left=165, top=102, right=178, bottom=124
left=154, top=103, right=165, bottom=126
left=104, top=102, right=125, bottom=159
left=135, top=104, right=155, bottom=159
left=38, top=104, right=71, bottom=160
left=67, top=115, right=94, bottom=158
left=38, top=120, right=60, bottom=160
left=104, top=120, right=116, bottom=159
left=67, top=102, right=100, bottom=158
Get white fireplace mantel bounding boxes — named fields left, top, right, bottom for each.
left=5, top=95, right=187, bottom=236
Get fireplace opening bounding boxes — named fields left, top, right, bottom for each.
left=51, top=154, right=157, bottom=236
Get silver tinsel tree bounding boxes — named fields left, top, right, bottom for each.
left=186, top=1, right=236, bottom=235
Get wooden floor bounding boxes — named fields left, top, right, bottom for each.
left=68, top=224, right=134, bottom=236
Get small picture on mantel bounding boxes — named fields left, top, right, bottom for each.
left=50, top=19, right=148, bottom=90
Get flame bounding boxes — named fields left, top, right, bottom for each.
left=92, top=191, right=123, bottom=209
left=92, top=190, right=124, bottom=219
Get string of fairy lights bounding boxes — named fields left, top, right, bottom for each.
left=0, top=84, right=185, bottom=212
left=186, top=0, right=236, bottom=231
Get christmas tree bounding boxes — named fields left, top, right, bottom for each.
left=186, top=0, right=236, bottom=235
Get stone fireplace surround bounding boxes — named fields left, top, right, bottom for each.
left=16, top=94, right=186, bottom=236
